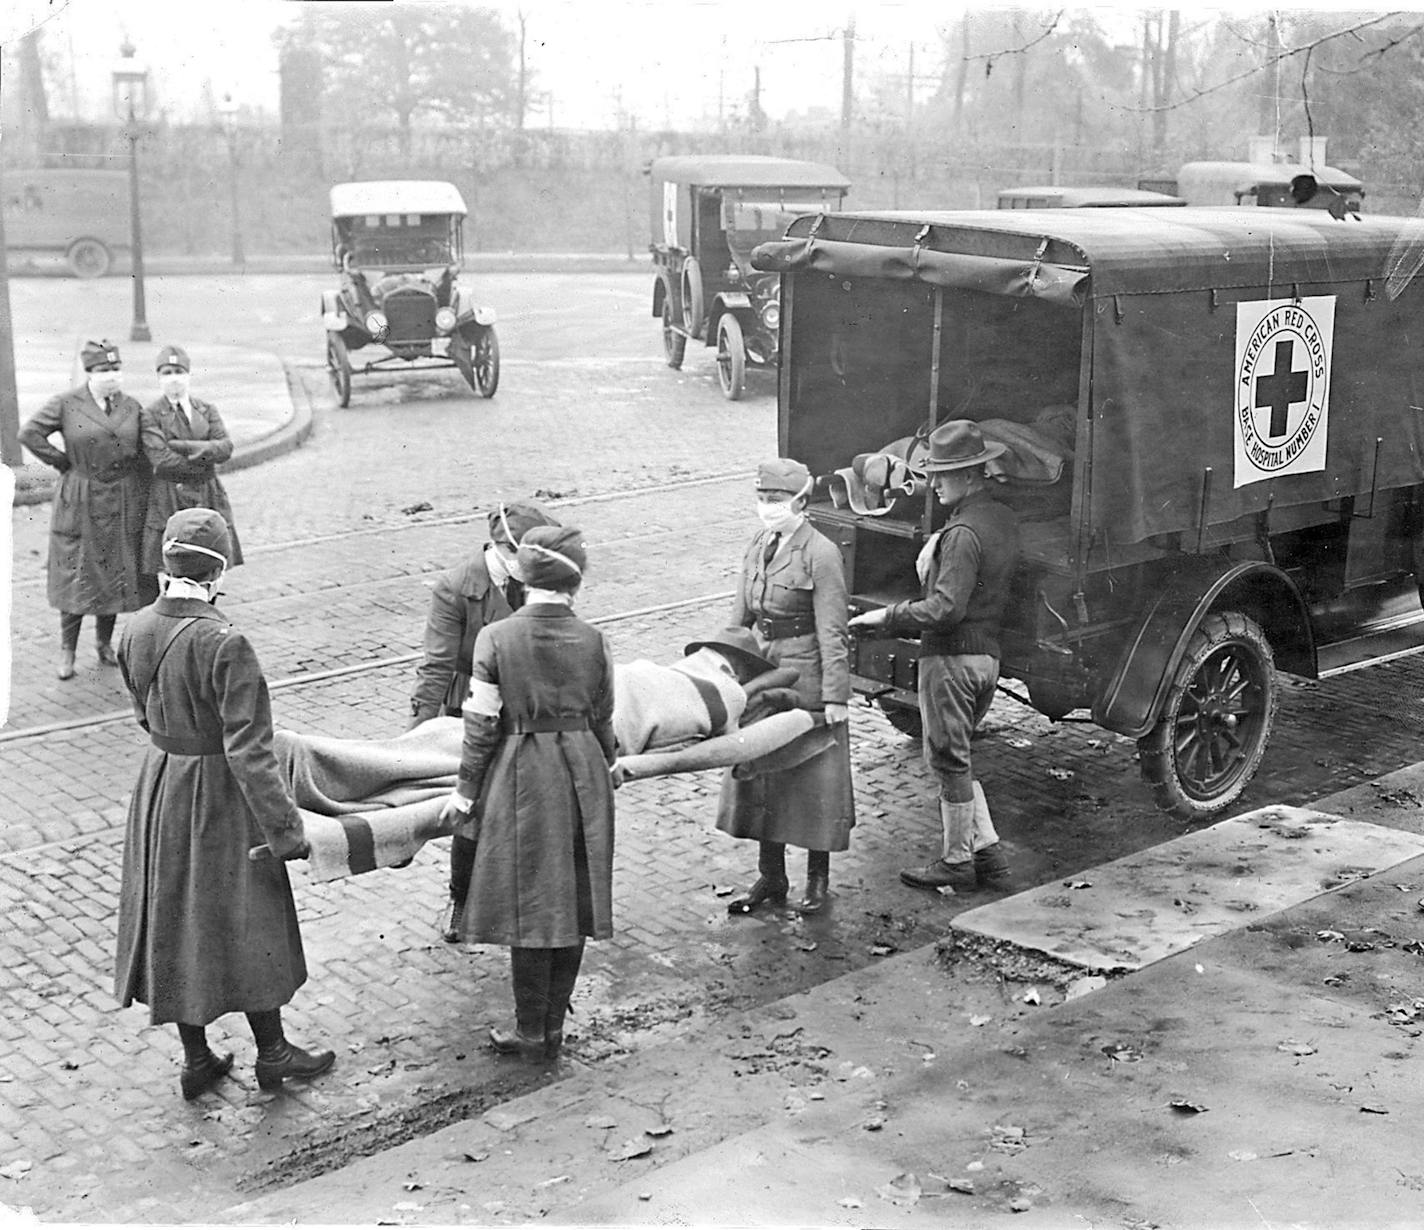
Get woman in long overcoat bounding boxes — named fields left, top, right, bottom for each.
left=440, top=524, right=616, bottom=1065
left=717, top=458, right=855, bottom=915
left=409, top=499, right=560, bottom=944
left=19, top=338, right=151, bottom=679
left=138, top=344, right=243, bottom=577
left=115, top=508, right=334, bottom=1100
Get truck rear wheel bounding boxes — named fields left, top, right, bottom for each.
left=680, top=258, right=705, bottom=338
left=1137, top=611, right=1277, bottom=818
left=66, top=238, right=111, bottom=278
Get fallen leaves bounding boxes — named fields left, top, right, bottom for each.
left=0, top=1160, right=33, bottom=1181
left=1102, top=1043, right=1143, bottom=1063
left=1168, top=1099, right=1209, bottom=1115
left=989, top=1124, right=1027, bottom=1154
left=608, top=1138, right=653, bottom=1161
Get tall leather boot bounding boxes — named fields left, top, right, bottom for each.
left=176, top=1022, right=233, bottom=1101
left=490, top=947, right=550, bottom=1063
left=795, top=849, right=831, bottom=914
left=544, top=940, right=585, bottom=1061
left=95, top=614, right=118, bottom=666
left=970, top=781, right=1013, bottom=891
left=249, top=1009, right=336, bottom=1091
left=728, top=841, right=788, bottom=915
left=440, top=835, right=477, bottom=943
left=900, top=798, right=979, bottom=890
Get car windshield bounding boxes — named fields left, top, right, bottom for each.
left=339, top=212, right=456, bottom=269
left=725, top=200, right=831, bottom=264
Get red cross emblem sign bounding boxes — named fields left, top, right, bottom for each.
left=1233, top=296, right=1335, bottom=487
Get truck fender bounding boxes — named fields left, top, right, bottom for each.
left=1092, top=559, right=1315, bottom=739
left=706, top=293, right=754, bottom=343
left=320, top=289, right=348, bottom=333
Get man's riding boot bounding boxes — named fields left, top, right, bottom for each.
left=901, top=799, right=979, bottom=891
left=728, top=841, right=789, bottom=915
left=795, top=850, right=831, bottom=914
left=544, top=941, right=585, bottom=1060
left=490, top=947, right=550, bottom=1063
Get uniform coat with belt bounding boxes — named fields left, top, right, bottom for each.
left=456, top=604, right=617, bottom=948
left=114, top=598, right=308, bottom=1025
left=410, top=552, right=518, bottom=723
left=139, top=397, right=242, bottom=574
left=717, top=518, right=856, bottom=850
left=20, top=386, right=151, bottom=614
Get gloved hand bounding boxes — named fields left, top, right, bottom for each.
left=824, top=702, right=849, bottom=724
left=847, top=608, right=889, bottom=635
left=439, top=791, right=473, bottom=825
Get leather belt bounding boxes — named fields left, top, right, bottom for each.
left=757, top=614, right=816, bottom=640
left=151, top=732, right=224, bottom=756
left=503, top=715, right=592, bottom=734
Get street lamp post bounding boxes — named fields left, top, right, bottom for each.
left=112, top=41, right=151, bottom=343
left=217, top=95, right=245, bottom=268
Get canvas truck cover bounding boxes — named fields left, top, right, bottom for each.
left=754, top=208, right=1424, bottom=551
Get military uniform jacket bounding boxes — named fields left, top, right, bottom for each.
left=456, top=604, right=617, bottom=947
left=114, top=597, right=307, bottom=1025
left=19, top=385, right=151, bottom=614
left=410, top=551, right=518, bottom=722
left=139, top=396, right=242, bottom=573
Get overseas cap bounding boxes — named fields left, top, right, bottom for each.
left=162, top=508, right=232, bottom=578
left=155, top=344, right=191, bottom=372
left=488, top=499, right=560, bottom=547
left=517, top=524, right=586, bottom=587
left=756, top=458, right=812, bottom=495
left=81, top=339, right=121, bottom=370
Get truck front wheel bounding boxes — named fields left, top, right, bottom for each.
left=1137, top=611, right=1277, bottom=818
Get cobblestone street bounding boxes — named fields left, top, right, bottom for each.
left=6, top=275, right=1424, bottom=1222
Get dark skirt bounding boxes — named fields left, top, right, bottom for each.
left=715, top=723, right=854, bottom=851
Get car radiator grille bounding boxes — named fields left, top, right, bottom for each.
left=382, top=287, right=437, bottom=343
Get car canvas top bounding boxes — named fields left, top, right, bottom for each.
left=329, top=180, right=467, bottom=218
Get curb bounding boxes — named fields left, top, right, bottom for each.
left=7, top=359, right=315, bottom=508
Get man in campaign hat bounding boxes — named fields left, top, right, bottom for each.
left=115, top=508, right=334, bottom=1101
left=409, top=498, right=560, bottom=941
left=849, top=420, right=1021, bottom=893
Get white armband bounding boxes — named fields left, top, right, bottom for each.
left=461, top=679, right=503, bottom=717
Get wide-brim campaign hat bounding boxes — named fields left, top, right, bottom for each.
left=684, top=627, right=777, bottom=678
left=918, top=420, right=1006, bottom=473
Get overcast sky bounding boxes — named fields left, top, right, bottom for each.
left=1, top=0, right=1391, bottom=130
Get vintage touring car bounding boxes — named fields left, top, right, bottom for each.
left=649, top=154, right=849, bottom=400
left=322, top=180, right=498, bottom=406
left=753, top=206, right=1424, bottom=815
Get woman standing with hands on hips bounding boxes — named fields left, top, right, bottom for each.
left=139, top=344, right=243, bottom=583
left=19, top=339, right=151, bottom=679
left=439, top=524, right=617, bottom=1065
left=718, top=459, right=854, bottom=915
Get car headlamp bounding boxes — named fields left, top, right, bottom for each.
left=760, top=301, right=781, bottom=331
left=364, top=310, right=388, bottom=339
left=435, top=307, right=457, bottom=333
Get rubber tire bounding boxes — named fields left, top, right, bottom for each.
left=1136, top=611, right=1278, bottom=818
left=879, top=700, right=923, bottom=740
left=662, top=299, right=686, bottom=369
left=474, top=327, right=500, bottom=398
left=680, top=257, right=705, bottom=338
left=716, top=314, right=747, bottom=401
left=66, top=238, right=111, bottom=279
left=327, top=333, right=352, bottom=408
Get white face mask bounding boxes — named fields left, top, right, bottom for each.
left=159, top=372, right=190, bottom=401
left=756, top=500, right=802, bottom=535
left=89, top=371, right=123, bottom=399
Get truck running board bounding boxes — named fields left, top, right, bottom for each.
left=1316, top=614, right=1424, bottom=678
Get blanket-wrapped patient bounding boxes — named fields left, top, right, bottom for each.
left=268, top=629, right=832, bottom=880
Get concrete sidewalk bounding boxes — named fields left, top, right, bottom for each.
left=216, top=769, right=1424, bottom=1229
left=9, top=336, right=310, bottom=507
